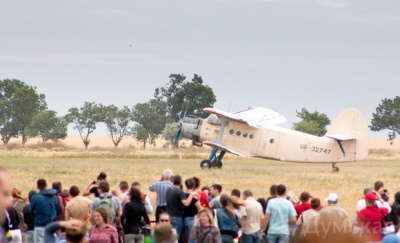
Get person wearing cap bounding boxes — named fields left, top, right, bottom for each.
left=317, top=192, right=350, bottom=238
left=356, top=187, right=391, bottom=213
left=356, top=191, right=389, bottom=242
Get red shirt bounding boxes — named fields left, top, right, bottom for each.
left=294, top=203, right=311, bottom=219
left=357, top=206, right=388, bottom=242
left=199, top=191, right=210, bottom=208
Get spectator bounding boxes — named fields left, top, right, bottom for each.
left=230, top=196, right=246, bottom=219
left=166, top=175, right=196, bottom=238
left=391, top=191, right=400, bottom=231
left=4, top=207, right=22, bottom=243
left=149, top=169, right=173, bottom=222
left=257, top=198, right=266, bottom=215
left=52, top=181, right=67, bottom=218
left=210, top=184, right=223, bottom=209
left=264, top=184, right=296, bottom=243
left=193, top=177, right=210, bottom=208
left=241, top=189, right=264, bottom=243
left=122, top=182, right=153, bottom=214
left=217, top=194, right=241, bottom=243
left=231, top=189, right=241, bottom=198
left=356, top=191, right=389, bottom=242
left=83, top=172, right=107, bottom=198
left=30, top=179, right=62, bottom=243
left=11, top=188, right=28, bottom=239
left=201, top=186, right=212, bottom=202
left=89, top=208, right=118, bottom=243
left=65, top=186, right=92, bottom=228
left=183, top=178, right=203, bottom=243
left=294, top=192, right=311, bottom=220
left=375, top=180, right=390, bottom=202
left=90, top=181, right=122, bottom=227
left=155, top=212, right=178, bottom=243
left=317, top=193, right=350, bottom=239
left=119, top=181, right=129, bottom=200
left=44, top=219, right=87, bottom=243
left=121, top=187, right=150, bottom=243
left=263, top=184, right=278, bottom=238
left=296, top=198, right=320, bottom=237
left=62, top=188, right=70, bottom=203
left=0, top=168, right=10, bottom=242
left=189, top=208, right=221, bottom=243
left=356, top=187, right=391, bottom=213
left=23, top=190, right=36, bottom=243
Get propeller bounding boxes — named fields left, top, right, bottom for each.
left=173, top=106, right=187, bottom=148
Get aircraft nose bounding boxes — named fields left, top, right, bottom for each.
left=181, top=117, right=202, bottom=142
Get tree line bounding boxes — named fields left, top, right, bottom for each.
left=1, top=77, right=398, bottom=149
left=0, top=74, right=216, bottom=149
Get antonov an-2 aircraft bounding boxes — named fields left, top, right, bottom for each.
left=175, top=107, right=368, bottom=172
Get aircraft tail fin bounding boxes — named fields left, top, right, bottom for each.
left=325, top=108, right=369, bottom=160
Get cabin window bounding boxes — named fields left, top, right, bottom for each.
left=236, top=131, right=241, bottom=136
left=249, top=134, right=254, bottom=139
left=243, top=133, right=248, bottom=138
left=229, top=129, right=234, bottom=135
left=270, top=139, right=275, bottom=144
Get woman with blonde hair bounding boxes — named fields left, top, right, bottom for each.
left=11, top=187, right=28, bottom=242
left=189, top=208, right=221, bottom=243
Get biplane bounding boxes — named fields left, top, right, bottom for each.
left=174, top=107, right=368, bottom=172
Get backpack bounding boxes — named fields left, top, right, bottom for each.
left=96, top=195, right=116, bottom=224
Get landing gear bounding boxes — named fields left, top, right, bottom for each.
left=332, top=163, right=339, bottom=173
left=200, top=148, right=226, bottom=169
left=200, top=160, right=211, bottom=169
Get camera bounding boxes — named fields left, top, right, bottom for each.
left=383, top=189, right=388, bottom=193
left=92, top=180, right=96, bottom=185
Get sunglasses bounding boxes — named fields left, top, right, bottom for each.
left=160, top=219, right=170, bottom=222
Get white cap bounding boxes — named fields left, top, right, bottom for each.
left=324, top=193, right=339, bottom=202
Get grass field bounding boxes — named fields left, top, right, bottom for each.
left=2, top=155, right=400, bottom=220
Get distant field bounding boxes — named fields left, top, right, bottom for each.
left=3, top=156, right=400, bottom=221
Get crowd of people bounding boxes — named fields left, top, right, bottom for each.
left=0, top=167, right=399, bottom=243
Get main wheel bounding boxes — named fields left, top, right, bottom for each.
left=216, top=160, right=223, bottom=169
left=333, top=167, right=339, bottom=173
left=200, top=160, right=211, bottom=169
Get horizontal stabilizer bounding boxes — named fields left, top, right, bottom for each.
left=203, top=141, right=244, bottom=157
left=325, top=134, right=357, bottom=141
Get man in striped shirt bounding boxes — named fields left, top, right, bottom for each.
left=149, top=169, right=174, bottom=223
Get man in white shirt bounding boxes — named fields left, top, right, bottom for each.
left=241, top=189, right=264, bottom=243
left=296, top=198, right=320, bottom=237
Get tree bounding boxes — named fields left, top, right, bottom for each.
left=370, top=96, right=400, bottom=144
left=25, top=110, right=68, bottom=142
left=162, top=122, right=178, bottom=148
left=293, top=108, right=331, bottom=136
left=99, top=104, right=132, bottom=148
left=65, top=102, right=101, bottom=149
left=132, top=99, right=169, bottom=146
left=0, top=79, right=47, bottom=144
left=154, top=74, right=217, bottom=120
left=132, top=124, right=149, bottom=148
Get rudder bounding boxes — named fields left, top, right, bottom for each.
left=325, top=108, right=369, bottom=161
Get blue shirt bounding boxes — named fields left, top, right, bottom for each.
left=266, top=198, right=297, bottom=235
left=149, top=180, right=173, bottom=206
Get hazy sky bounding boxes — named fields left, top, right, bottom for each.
left=1, top=0, right=399, bottom=137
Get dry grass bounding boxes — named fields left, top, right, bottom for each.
left=3, top=156, right=400, bottom=221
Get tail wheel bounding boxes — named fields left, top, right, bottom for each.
left=200, top=160, right=211, bottom=169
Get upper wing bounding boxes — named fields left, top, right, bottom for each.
left=203, top=107, right=287, bottom=127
